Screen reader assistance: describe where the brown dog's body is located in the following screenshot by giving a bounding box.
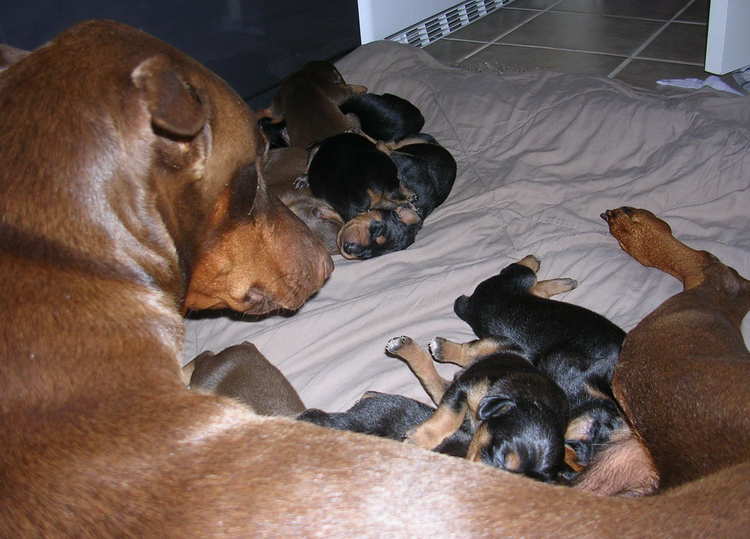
[1,20,749,536]
[602,207,750,489]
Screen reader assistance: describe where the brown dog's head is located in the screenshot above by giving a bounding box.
[0,20,331,315]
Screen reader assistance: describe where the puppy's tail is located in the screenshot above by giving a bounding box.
[573,423,659,497]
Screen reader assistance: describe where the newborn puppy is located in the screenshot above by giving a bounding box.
[388,138,456,220]
[268,60,366,149]
[336,206,422,260]
[339,92,425,142]
[298,391,472,457]
[446,255,626,468]
[263,146,343,254]
[307,132,412,221]
[386,336,571,482]
[186,342,305,417]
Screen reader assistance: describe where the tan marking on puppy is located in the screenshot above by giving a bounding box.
[565,412,594,443]
[466,422,492,462]
[386,336,449,404]
[337,213,378,258]
[503,450,523,472]
[516,255,541,273]
[565,445,584,472]
[584,383,611,401]
[407,402,468,450]
[530,278,578,298]
[430,337,503,367]
[467,378,491,419]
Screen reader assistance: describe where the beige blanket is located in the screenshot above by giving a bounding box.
[184,41,750,413]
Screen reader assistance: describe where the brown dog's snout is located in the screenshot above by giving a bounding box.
[185,175,333,314]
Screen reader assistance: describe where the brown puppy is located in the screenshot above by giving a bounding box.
[186,342,305,417]
[269,61,367,149]
[263,146,344,254]
[2,21,749,535]
[602,207,750,489]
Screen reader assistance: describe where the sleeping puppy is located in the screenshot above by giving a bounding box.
[263,146,344,254]
[387,137,457,220]
[441,255,627,469]
[307,132,414,221]
[386,336,571,482]
[266,61,366,149]
[336,207,422,260]
[298,391,472,457]
[335,135,456,259]
[185,342,305,417]
[339,92,425,142]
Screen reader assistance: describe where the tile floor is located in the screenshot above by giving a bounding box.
[424,0,743,92]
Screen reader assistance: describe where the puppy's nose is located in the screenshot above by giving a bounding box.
[342,242,363,256]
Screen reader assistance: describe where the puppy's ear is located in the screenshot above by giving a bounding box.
[395,206,421,226]
[132,54,207,138]
[477,396,515,421]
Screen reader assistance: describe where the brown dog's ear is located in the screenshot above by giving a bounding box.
[131,54,207,138]
[0,44,30,71]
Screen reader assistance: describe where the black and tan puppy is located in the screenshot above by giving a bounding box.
[333,134,456,260]
[386,336,571,482]
[263,146,344,254]
[298,391,473,457]
[307,132,414,221]
[387,137,456,220]
[339,92,425,142]
[185,342,305,417]
[441,255,626,468]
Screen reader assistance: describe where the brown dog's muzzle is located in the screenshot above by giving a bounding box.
[184,165,333,314]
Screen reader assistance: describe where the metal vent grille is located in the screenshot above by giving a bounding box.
[388,0,511,48]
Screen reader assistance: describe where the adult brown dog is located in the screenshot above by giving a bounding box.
[1,21,748,536]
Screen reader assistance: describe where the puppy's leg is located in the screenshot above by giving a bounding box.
[386,336,449,405]
[429,337,505,368]
[516,254,540,273]
[406,387,469,450]
[601,207,714,289]
[530,278,578,298]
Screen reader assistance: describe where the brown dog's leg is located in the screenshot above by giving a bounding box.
[601,207,715,289]
[602,206,750,488]
[429,337,504,368]
[386,336,449,405]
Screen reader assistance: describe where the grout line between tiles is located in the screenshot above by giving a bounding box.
[456,0,567,63]
[448,40,630,59]
[607,0,698,79]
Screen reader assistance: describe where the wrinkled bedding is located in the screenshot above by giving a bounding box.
[184,41,750,413]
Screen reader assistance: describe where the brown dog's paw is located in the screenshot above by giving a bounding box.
[600,207,673,266]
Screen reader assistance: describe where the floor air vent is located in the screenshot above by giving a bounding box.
[387,0,511,48]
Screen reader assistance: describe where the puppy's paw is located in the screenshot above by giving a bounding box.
[385,335,413,355]
[428,337,447,361]
[517,254,540,273]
